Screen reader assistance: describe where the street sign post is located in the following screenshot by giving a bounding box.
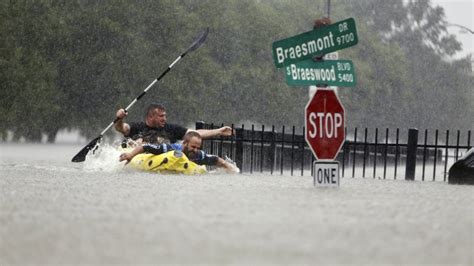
[285,59,356,87]
[272,18,358,68]
[305,88,345,161]
[324,52,340,92]
[323,52,338,60]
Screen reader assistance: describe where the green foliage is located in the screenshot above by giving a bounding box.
[1,0,472,142]
[344,0,473,130]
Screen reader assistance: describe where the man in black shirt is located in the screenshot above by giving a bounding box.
[115,103,233,143]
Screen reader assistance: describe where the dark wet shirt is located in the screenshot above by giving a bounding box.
[127,122,188,144]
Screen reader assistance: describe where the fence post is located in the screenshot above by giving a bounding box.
[235,128,244,173]
[405,128,418,181]
[195,121,205,130]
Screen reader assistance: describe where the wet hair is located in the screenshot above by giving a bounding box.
[145,103,166,118]
[183,131,202,144]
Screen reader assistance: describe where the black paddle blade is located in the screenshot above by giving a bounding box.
[187,27,209,52]
[71,135,102,162]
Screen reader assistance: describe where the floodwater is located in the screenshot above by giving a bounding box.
[1,143,473,265]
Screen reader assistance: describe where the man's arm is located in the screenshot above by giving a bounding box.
[119,143,173,163]
[194,150,240,173]
[188,126,234,139]
[215,157,240,173]
[115,108,131,136]
[119,145,144,163]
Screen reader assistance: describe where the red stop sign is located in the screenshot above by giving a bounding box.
[305,89,345,160]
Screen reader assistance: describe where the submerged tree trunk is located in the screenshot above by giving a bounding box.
[47,128,59,143]
[24,130,42,142]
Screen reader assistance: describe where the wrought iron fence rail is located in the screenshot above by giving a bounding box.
[196,122,472,182]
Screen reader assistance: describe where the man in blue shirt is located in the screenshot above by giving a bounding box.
[119,131,239,173]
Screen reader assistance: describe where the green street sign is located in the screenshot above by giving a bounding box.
[285,59,356,87]
[272,18,358,68]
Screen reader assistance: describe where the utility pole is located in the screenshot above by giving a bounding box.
[326,0,331,18]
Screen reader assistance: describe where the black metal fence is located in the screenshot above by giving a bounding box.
[196,122,472,182]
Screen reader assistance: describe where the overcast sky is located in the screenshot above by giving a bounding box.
[430,0,473,59]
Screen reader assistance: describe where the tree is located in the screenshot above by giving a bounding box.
[0,2,63,141]
[1,0,471,142]
[343,0,473,130]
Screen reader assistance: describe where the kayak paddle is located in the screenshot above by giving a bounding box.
[71,28,209,162]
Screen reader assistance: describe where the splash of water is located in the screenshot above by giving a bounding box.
[83,143,125,172]
[211,155,240,174]
[225,155,240,173]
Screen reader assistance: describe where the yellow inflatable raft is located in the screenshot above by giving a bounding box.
[125,149,207,175]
